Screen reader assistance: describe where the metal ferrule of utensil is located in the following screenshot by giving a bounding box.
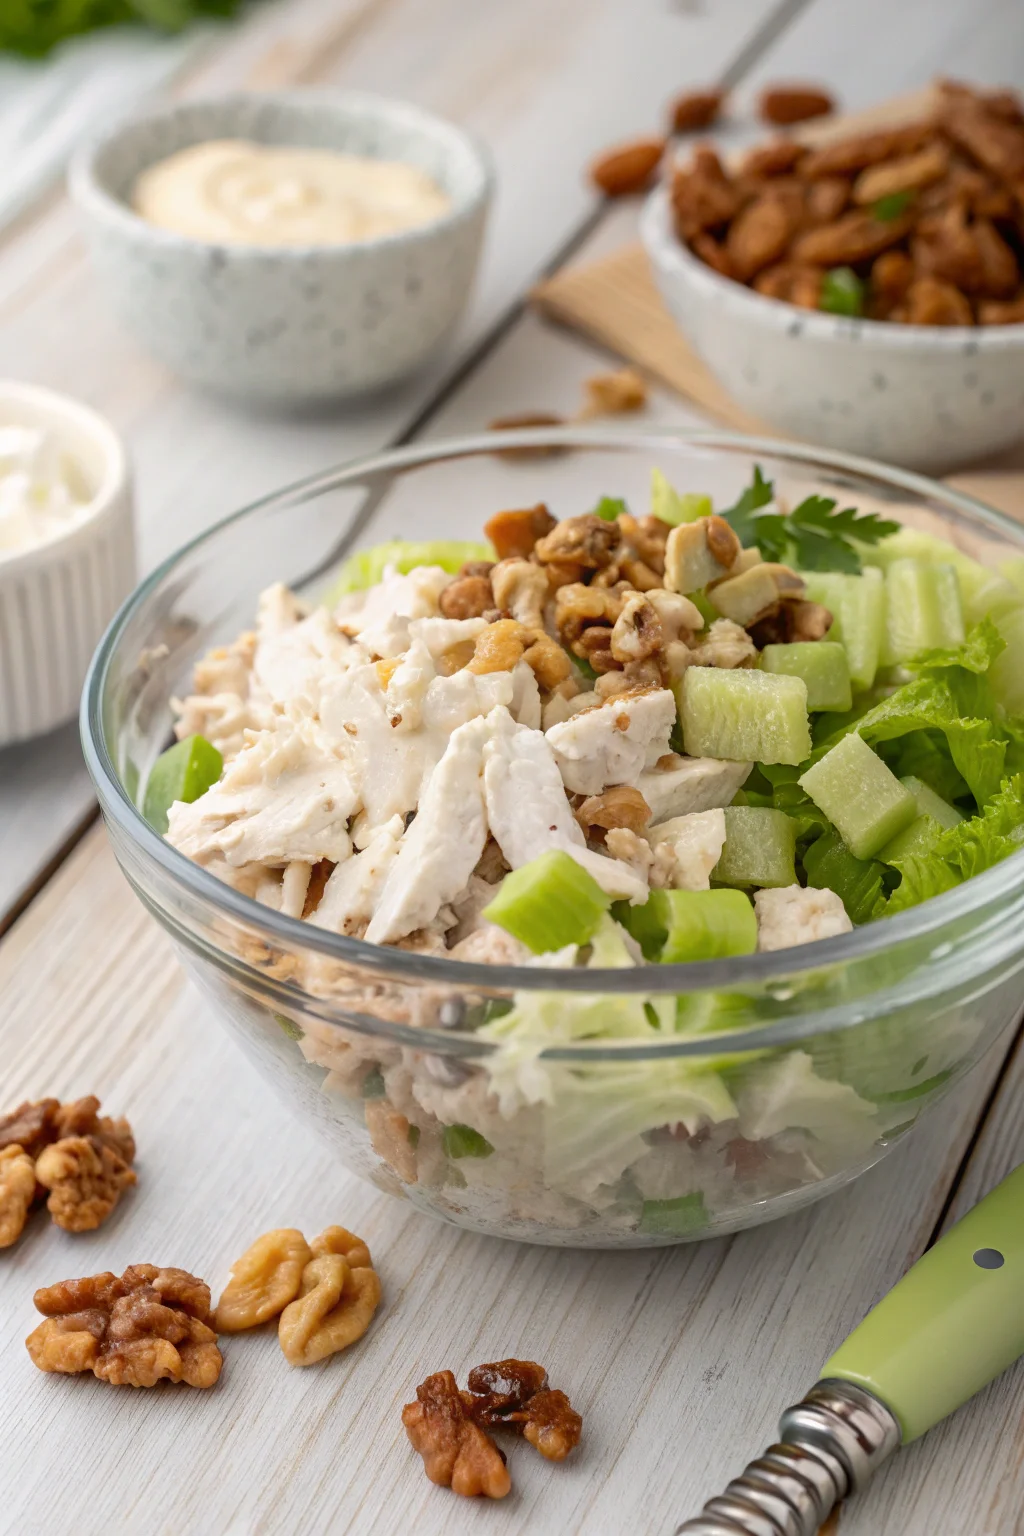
[675,1379,900,1536]
[676,1164,1024,1536]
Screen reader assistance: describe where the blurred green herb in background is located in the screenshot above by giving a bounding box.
[1,0,242,58]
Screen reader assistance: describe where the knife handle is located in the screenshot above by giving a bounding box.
[822,1162,1024,1442]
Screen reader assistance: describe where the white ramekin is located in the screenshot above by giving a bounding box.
[0,381,134,746]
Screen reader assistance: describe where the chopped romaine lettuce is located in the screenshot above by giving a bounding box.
[329,538,493,596]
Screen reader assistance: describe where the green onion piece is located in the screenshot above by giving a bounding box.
[639,1191,708,1235]
[872,190,913,222]
[443,1124,494,1159]
[273,1013,303,1042]
[593,495,628,521]
[142,734,223,835]
[329,538,493,597]
[621,888,757,963]
[361,1068,386,1099]
[820,266,865,317]
[407,1124,421,1149]
[482,850,611,953]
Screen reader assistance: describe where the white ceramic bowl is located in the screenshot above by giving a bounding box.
[641,186,1024,473]
[0,381,133,747]
[69,91,493,406]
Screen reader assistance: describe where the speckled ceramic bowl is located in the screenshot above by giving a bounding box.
[641,186,1024,473]
[69,92,493,406]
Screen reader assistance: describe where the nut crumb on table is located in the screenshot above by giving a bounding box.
[26,1265,222,1388]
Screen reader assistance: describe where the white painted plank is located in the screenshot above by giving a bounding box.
[0,0,789,924]
[0,822,1016,1536]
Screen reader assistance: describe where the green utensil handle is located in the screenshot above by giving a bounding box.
[823,1163,1024,1443]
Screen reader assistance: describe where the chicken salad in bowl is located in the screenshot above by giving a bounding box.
[83,430,1024,1245]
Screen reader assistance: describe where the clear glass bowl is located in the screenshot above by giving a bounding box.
[82,428,1024,1248]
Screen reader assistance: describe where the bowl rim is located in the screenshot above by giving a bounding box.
[641,184,1024,348]
[82,423,1024,1036]
[67,87,495,260]
[0,379,129,577]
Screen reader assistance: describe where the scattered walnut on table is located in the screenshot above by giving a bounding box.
[0,1093,136,1243]
[486,413,565,459]
[0,1098,60,1156]
[403,1370,512,1499]
[34,1134,137,1233]
[577,367,648,418]
[669,88,726,135]
[277,1236,382,1367]
[589,135,666,197]
[27,1265,222,1389]
[758,85,835,126]
[510,1388,583,1462]
[214,1228,313,1332]
[464,1358,550,1423]
[0,1146,37,1249]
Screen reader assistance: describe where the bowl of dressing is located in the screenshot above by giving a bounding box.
[69,92,494,406]
[0,380,133,746]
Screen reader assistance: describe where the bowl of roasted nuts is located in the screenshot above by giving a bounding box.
[641,79,1024,472]
[83,427,1024,1248]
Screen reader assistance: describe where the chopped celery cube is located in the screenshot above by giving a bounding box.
[899,775,963,830]
[625,888,757,963]
[760,642,852,712]
[802,568,885,691]
[680,668,811,766]
[482,850,610,953]
[799,733,916,859]
[803,829,885,925]
[651,468,709,526]
[143,734,223,835]
[879,814,945,865]
[869,528,1022,624]
[990,605,1024,714]
[330,538,493,597]
[593,496,627,521]
[639,1191,709,1235]
[880,558,965,665]
[443,1124,494,1159]
[715,806,797,888]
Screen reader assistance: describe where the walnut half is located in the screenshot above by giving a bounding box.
[403,1370,512,1499]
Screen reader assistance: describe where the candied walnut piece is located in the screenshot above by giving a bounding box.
[54,1096,136,1165]
[610,591,664,664]
[554,582,623,651]
[365,1096,418,1184]
[278,1248,382,1366]
[750,599,833,647]
[302,858,335,918]
[0,1098,59,1157]
[671,147,742,240]
[513,1389,583,1462]
[403,1370,511,1499]
[468,618,528,675]
[590,135,665,197]
[483,503,556,561]
[726,187,805,282]
[0,1145,37,1248]
[465,1359,550,1422]
[535,513,621,570]
[215,1228,313,1332]
[670,88,725,134]
[35,1134,137,1233]
[28,1266,222,1388]
[758,85,834,126]
[902,276,973,326]
[522,630,572,690]
[577,785,652,838]
[579,367,647,418]
[439,574,494,620]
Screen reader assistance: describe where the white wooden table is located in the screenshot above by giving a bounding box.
[1,3,1023,1533]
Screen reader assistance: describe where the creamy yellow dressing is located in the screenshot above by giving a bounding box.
[132,139,451,247]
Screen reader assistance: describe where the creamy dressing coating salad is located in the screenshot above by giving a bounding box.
[145,469,1024,1239]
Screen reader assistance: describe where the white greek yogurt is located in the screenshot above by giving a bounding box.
[0,424,91,559]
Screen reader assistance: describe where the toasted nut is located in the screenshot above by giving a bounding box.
[670,88,725,134]
[522,631,572,690]
[620,512,670,572]
[575,626,619,673]
[513,1388,583,1461]
[853,143,949,205]
[978,293,1024,323]
[554,583,623,647]
[754,262,824,309]
[579,367,648,418]
[0,1098,59,1156]
[0,1145,37,1248]
[750,598,833,646]
[726,188,805,281]
[577,785,652,837]
[972,219,1020,299]
[800,122,934,180]
[278,1251,381,1366]
[901,276,973,325]
[35,1135,137,1233]
[535,513,621,569]
[759,85,834,126]
[465,1359,549,1421]
[670,147,742,240]
[28,1265,221,1389]
[468,618,528,674]
[610,591,663,663]
[664,516,740,594]
[590,135,665,196]
[619,555,663,591]
[365,1096,418,1184]
[490,558,548,628]
[742,139,805,178]
[483,504,556,561]
[309,1225,373,1269]
[403,1370,511,1498]
[792,208,914,266]
[487,415,564,459]
[689,617,759,668]
[805,176,850,225]
[215,1228,313,1332]
[691,231,735,277]
[439,575,494,620]
[871,249,916,302]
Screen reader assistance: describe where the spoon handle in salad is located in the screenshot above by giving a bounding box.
[675,1162,1024,1535]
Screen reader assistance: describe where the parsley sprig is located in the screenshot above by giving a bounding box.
[719,467,901,574]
